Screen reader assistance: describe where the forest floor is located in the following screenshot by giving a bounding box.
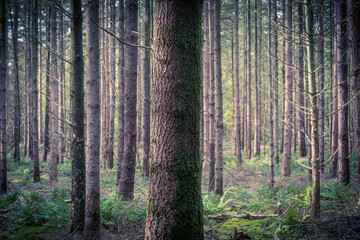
[1,141,360,239]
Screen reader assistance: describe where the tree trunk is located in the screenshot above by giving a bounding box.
[242,3,246,152]
[43,3,51,163]
[12,0,20,163]
[336,0,350,185]
[215,0,223,196]
[119,0,138,201]
[305,0,320,219]
[268,0,274,189]
[281,0,293,177]
[144,1,204,238]
[142,0,151,178]
[246,0,252,160]
[280,0,286,155]
[254,0,260,156]
[298,2,306,158]
[234,0,242,169]
[31,0,40,182]
[49,1,59,184]
[273,0,279,165]
[347,0,360,199]
[0,0,7,194]
[117,0,125,187]
[84,0,100,237]
[59,3,65,165]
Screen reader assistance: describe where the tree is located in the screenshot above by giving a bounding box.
[336,0,350,185]
[281,0,293,177]
[84,0,100,237]
[142,0,151,178]
[246,0,252,159]
[70,0,85,232]
[49,1,59,184]
[12,0,20,163]
[215,0,223,196]
[0,0,7,195]
[31,0,40,182]
[348,0,360,199]
[144,0,204,238]
[254,0,260,156]
[273,0,280,164]
[234,0,242,169]
[305,0,320,219]
[119,0,138,201]
[268,0,274,189]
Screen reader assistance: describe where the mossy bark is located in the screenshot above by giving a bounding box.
[145,1,204,239]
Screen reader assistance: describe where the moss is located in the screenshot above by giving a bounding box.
[2,226,60,240]
[216,218,273,239]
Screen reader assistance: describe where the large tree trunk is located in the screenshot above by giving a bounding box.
[281,0,293,177]
[348,0,360,199]
[144,1,204,238]
[70,0,85,232]
[305,0,320,219]
[119,0,138,201]
[84,0,100,237]
[215,0,223,196]
[12,0,20,163]
[49,1,59,184]
[298,2,306,158]
[142,0,151,178]
[43,3,51,163]
[0,0,7,194]
[117,0,125,187]
[336,0,350,185]
[268,0,274,189]
[107,0,116,170]
[254,0,260,156]
[234,0,242,169]
[273,0,279,165]
[31,0,40,182]
[246,0,252,159]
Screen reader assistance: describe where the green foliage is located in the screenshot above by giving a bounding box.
[202,189,234,215]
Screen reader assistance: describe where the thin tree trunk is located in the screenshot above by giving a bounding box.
[119,0,138,201]
[280,0,286,154]
[60,1,65,164]
[281,0,293,177]
[144,1,204,238]
[84,0,100,237]
[336,0,350,185]
[246,0,252,159]
[70,0,85,231]
[273,0,279,164]
[254,0,260,156]
[348,0,360,200]
[268,0,274,189]
[242,3,246,152]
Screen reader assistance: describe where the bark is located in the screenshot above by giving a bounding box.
[234,0,242,169]
[119,0,138,201]
[209,0,216,192]
[43,3,51,163]
[31,0,40,182]
[107,0,116,169]
[273,0,279,164]
[242,4,246,152]
[214,0,223,196]
[84,0,100,237]
[246,0,252,159]
[305,0,320,219]
[12,0,20,163]
[117,0,125,187]
[142,0,151,178]
[318,1,325,173]
[347,0,360,199]
[280,0,286,154]
[49,1,58,184]
[281,0,293,177]
[298,2,306,158]
[336,0,350,185]
[268,0,274,189]
[70,0,85,231]
[144,1,204,238]
[254,0,260,156]
[60,4,65,165]
[0,0,7,194]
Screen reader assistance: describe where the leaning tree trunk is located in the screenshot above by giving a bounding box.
[119,0,138,201]
[305,0,320,219]
[84,0,100,238]
[281,0,293,177]
[0,0,7,194]
[144,1,204,238]
[70,0,85,232]
[49,1,59,184]
[336,0,350,185]
[347,0,360,199]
